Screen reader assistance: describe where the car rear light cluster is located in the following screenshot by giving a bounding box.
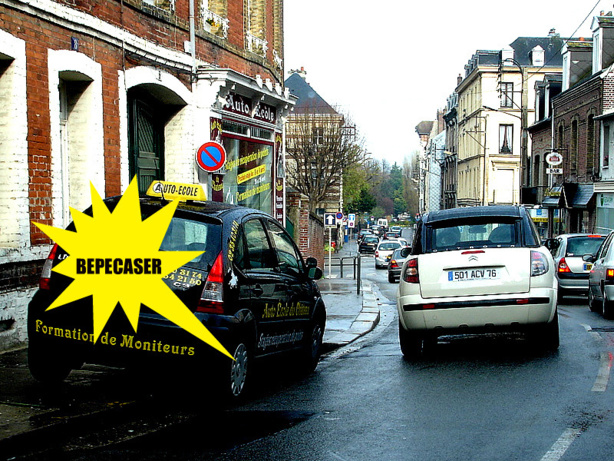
[375,250,379,258]
[402,258,419,283]
[197,252,224,314]
[40,244,58,290]
[606,268,614,283]
[557,257,571,274]
[389,259,399,269]
[531,250,549,277]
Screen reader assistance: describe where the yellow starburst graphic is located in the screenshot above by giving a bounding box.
[33,178,233,360]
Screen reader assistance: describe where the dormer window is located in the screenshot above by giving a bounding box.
[531,45,545,67]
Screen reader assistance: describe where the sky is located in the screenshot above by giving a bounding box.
[283,0,610,167]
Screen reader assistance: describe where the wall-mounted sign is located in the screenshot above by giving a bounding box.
[196,141,226,172]
[546,152,563,166]
[222,92,277,124]
[546,167,563,175]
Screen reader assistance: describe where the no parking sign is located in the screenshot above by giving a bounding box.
[196,141,226,172]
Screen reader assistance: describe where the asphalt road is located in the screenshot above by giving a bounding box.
[51,256,614,461]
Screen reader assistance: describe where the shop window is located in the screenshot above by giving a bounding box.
[500,82,513,108]
[499,124,513,153]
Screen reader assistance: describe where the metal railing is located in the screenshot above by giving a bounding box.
[325,255,361,294]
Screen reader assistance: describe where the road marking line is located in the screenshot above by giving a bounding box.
[592,351,613,392]
[540,428,582,461]
[580,323,603,343]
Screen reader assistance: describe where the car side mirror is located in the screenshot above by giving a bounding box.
[544,238,559,252]
[308,266,323,280]
[306,257,318,268]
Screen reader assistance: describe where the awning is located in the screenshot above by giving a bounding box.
[542,186,562,207]
[571,184,595,208]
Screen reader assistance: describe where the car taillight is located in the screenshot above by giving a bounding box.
[606,268,614,282]
[39,244,58,290]
[375,250,379,257]
[402,258,419,283]
[557,257,571,273]
[197,252,224,314]
[390,259,399,269]
[531,250,549,277]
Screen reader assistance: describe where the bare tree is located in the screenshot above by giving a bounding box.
[286,108,367,212]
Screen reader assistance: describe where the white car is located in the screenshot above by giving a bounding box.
[375,240,404,269]
[397,206,559,358]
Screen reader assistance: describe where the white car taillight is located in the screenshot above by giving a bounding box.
[197,252,224,314]
[531,250,549,277]
[402,258,419,283]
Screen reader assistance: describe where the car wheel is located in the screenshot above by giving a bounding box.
[589,287,600,313]
[28,340,73,384]
[603,290,614,320]
[299,321,324,373]
[399,321,422,359]
[528,311,559,351]
[224,341,251,400]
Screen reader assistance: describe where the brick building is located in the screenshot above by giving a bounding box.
[0,0,295,350]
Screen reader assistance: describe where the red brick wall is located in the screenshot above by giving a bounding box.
[287,191,325,269]
[0,0,284,246]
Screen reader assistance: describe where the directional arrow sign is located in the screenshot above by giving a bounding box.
[324,212,336,227]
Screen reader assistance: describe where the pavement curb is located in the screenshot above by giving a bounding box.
[322,280,380,350]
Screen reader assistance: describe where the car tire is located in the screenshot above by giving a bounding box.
[589,288,600,313]
[528,311,559,351]
[399,321,422,359]
[603,290,614,320]
[28,340,74,384]
[299,320,324,373]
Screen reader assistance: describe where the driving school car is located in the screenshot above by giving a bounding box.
[28,181,326,400]
[397,205,559,358]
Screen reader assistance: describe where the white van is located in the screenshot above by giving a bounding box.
[377,218,388,229]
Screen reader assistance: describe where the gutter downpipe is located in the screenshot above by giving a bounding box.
[189,0,197,76]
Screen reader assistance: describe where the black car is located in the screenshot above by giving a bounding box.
[359,235,379,254]
[28,183,326,400]
[387,247,411,283]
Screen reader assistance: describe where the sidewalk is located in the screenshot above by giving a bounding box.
[318,237,380,351]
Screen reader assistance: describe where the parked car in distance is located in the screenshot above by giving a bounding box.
[549,233,606,300]
[358,229,373,243]
[375,240,404,269]
[27,182,326,400]
[388,247,411,283]
[359,235,380,254]
[397,205,559,358]
[587,230,614,318]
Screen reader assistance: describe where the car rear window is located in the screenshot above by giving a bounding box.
[365,237,379,243]
[159,217,221,269]
[565,236,605,256]
[379,242,401,251]
[426,220,521,252]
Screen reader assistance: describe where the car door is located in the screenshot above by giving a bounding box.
[264,219,315,349]
[590,232,614,301]
[240,217,292,356]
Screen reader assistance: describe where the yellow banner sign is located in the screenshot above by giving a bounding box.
[237,165,266,184]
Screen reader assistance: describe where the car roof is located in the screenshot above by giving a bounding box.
[423,205,524,224]
[103,195,266,221]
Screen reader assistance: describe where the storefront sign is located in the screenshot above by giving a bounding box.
[222,92,276,124]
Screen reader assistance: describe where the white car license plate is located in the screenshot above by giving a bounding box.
[448,268,499,282]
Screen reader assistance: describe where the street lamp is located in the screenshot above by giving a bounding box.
[500,58,529,203]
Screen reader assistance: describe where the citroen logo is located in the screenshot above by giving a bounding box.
[468,255,479,262]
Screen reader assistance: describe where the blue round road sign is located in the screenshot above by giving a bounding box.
[196,141,226,172]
